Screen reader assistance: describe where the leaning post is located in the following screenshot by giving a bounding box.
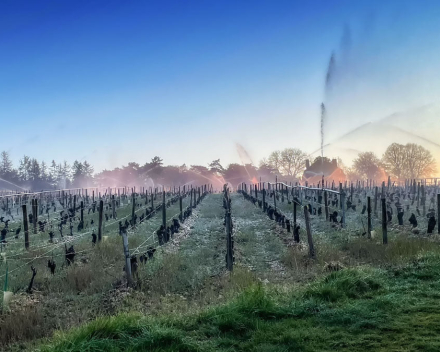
[303,206,315,258]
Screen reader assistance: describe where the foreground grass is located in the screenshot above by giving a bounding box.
[37,253,440,352]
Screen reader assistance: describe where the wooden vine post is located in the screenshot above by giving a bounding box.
[303,206,315,258]
[131,192,136,223]
[120,226,133,287]
[224,186,233,272]
[22,204,29,250]
[98,200,104,242]
[32,199,37,234]
[381,198,388,244]
[112,196,116,218]
[374,186,378,216]
[340,188,346,228]
[417,182,420,208]
[262,187,266,211]
[162,191,166,229]
[367,196,372,239]
[179,188,183,220]
[293,201,299,242]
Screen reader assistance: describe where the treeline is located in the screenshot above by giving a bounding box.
[260,143,437,182]
[0,142,436,191]
[95,158,276,189]
[0,152,93,190]
[347,143,437,181]
[0,153,275,191]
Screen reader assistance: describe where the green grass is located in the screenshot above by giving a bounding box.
[36,252,440,352]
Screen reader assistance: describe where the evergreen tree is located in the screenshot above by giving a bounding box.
[72,160,84,186]
[49,160,58,187]
[18,155,31,181]
[29,158,41,181]
[0,151,14,180]
[40,161,48,182]
[82,161,94,186]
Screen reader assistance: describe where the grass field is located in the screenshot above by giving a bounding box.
[37,253,440,351]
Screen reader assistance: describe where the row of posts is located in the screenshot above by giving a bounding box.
[243,180,440,248]
[121,184,211,286]
[16,184,211,251]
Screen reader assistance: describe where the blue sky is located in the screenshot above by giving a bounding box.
[1,0,440,171]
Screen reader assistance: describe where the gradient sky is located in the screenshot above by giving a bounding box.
[2,0,440,172]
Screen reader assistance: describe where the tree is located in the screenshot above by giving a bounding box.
[18,155,31,181]
[143,157,163,180]
[280,148,308,178]
[381,143,406,180]
[267,151,282,174]
[382,143,436,179]
[190,165,210,175]
[0,151,14,180]
[49,160,58,187]
[345,167,363,182]
[28,159,41,181]
[307,156,334,174]
[258,159,276,180]
[83,161,94,186]
[352,152,381,180]
[62,161,71,181]
[209,159,225,175]
[223,163,254,184]
[72,160,84,186]
[150,156,163,167]
[403,143,436,179]
[57,161,72,188]
[40,161,48,182]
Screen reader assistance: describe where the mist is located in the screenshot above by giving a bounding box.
[320,4,440,167]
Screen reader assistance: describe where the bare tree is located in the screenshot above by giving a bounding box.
[264,148,308,177]
[382,143,436,179]
[382,143,406,179]
[403,143,436,179]
[353,152,381,180]
[267,151,282,174]
[280,148,308,178]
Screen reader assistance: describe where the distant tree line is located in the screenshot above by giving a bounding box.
[0,142,436,191]
[0,151,93,190]
[347,143,437,182]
